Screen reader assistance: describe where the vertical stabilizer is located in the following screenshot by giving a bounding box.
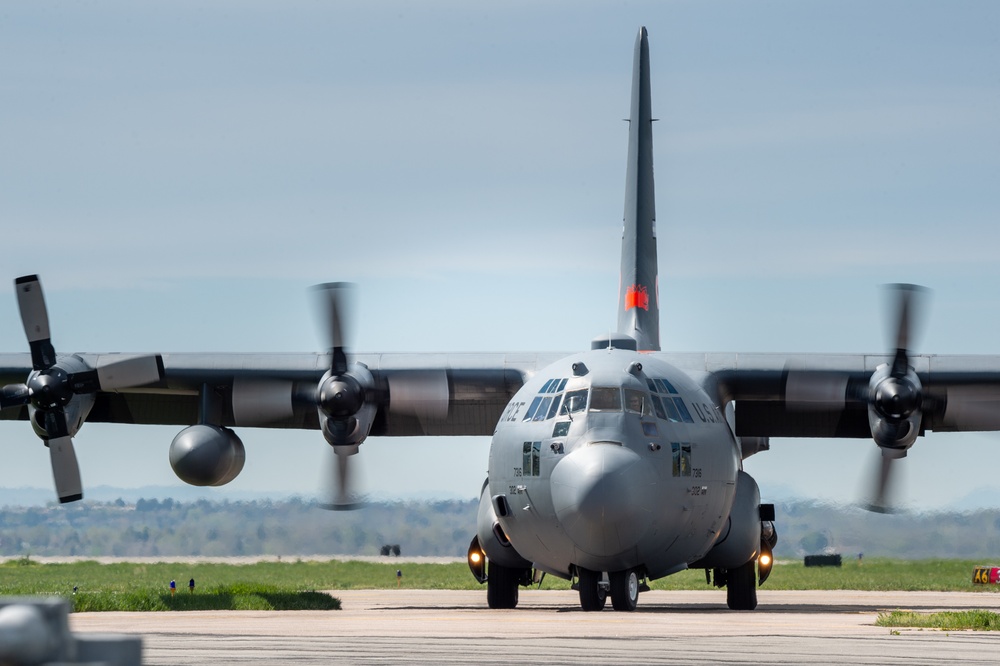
[617,26,660,352]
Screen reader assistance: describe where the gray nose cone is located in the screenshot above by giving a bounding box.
[550,444,657,557]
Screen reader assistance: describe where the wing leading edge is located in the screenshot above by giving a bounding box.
[2,352,559,437]
[650,352,1000,438]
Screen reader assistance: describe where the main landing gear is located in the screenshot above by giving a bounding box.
[574,567,645,612]
[486,561,533,609]
[718,560,758,611]
[726,559,757,610]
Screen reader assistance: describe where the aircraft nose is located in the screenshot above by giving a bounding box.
[550,443,657,558]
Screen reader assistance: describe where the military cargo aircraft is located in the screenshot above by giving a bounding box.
[3,27,1000,612]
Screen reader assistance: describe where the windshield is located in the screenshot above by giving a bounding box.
[560,388,588,415]
[589,387,622,412]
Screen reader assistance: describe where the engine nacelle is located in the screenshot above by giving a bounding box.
[739,436,769,460]
[476,480,531,570]
[690,470,762,569]
[169,425,246,486]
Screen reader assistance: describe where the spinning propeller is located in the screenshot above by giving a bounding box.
[311,283,374,510]
[1,276,163,503]
[862,284,928,513]
[784,284,929,513]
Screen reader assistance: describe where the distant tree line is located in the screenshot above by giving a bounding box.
[0,498,476,558]
[1,497,999,559]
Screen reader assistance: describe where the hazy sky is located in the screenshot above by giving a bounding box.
[2,2,999,510]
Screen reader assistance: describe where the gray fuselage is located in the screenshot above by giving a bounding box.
[488,348,740,580]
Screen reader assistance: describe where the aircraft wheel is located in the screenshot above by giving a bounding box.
[610,568,639,611]
[487,561,519,609]
[726,559,758,610]
[577,567,606,611]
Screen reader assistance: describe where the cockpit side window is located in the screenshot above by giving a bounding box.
[656,378,679,394]
[546,394,563,419]
[589,387,622,412]
[660,395,682,422]
[650,394,667,420]
[561,388,589,415]
[623,389,648,415]
[532,397,553,421]
[522,396,543,422]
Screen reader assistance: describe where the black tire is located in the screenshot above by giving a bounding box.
[610,569,639,612]
[726,559,758,610]
[487,561,520,609]
[578,567,606,611]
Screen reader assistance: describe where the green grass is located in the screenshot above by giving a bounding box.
[70,584,340,612]
[0,559,345,612]
[877,610,1000,631]
[634,558,1000,592]
[1,557,998,611]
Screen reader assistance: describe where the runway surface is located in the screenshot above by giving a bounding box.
[70,589,1000,665]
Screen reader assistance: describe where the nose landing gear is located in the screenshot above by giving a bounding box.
[610,568,640,611]
[574,566,647,611]
[575,568,607,611]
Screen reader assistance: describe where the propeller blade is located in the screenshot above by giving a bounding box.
[15,275,56,371]
[48,435,83,503]
[886,283,928,377]
[313,282,355,375]
[864,452,899,514]
[96,354,164,390]
[68,354,165,393]
[0,384,31,410]
[321,447,364,511]
[889,284,917,351]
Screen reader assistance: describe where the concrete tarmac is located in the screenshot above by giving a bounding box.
[70,589,1000,665]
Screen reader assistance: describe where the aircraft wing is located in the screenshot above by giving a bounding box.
[0,352,563,437]
[654,352,1000,438]
[7,350,1000,440]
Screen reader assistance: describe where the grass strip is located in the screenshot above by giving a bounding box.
[70,584,340,612]
[876,610,1000,631]
[2,557,999,612]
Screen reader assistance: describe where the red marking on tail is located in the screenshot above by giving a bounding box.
[624,284,649,311]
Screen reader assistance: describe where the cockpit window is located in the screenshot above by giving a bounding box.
[532,396,553,421]
[672,397,694,423]
[660,395,682,422]
[522,396,544,422]
[650,394,667,420]
[623,389,649,415]
[546,394,563,419]
[560,388,588,415]
[589,387,622,412]
[656,378,679,395]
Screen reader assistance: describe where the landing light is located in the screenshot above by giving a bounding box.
[467,535,488,584]
[758,544,774,586]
